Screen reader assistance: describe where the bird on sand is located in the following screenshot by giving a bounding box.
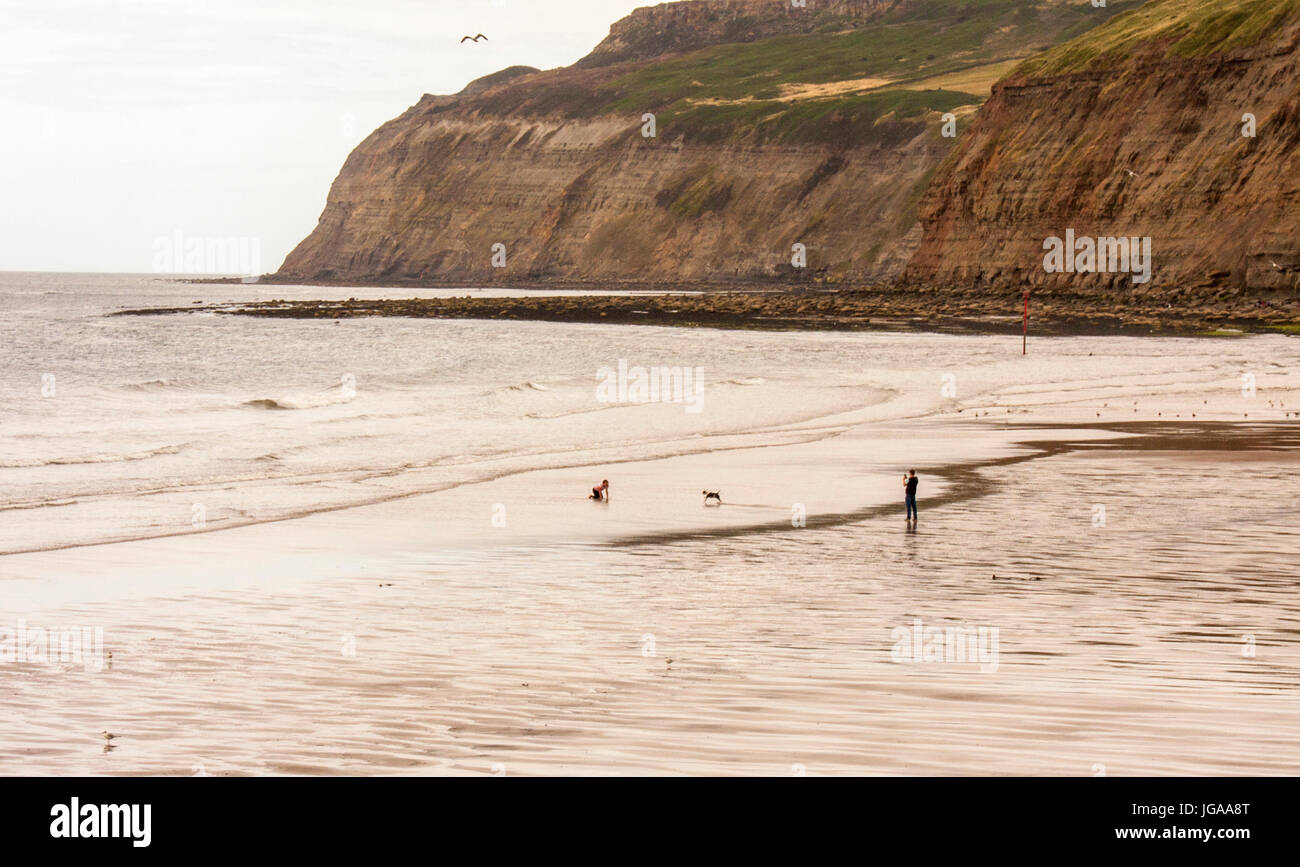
[460,34,488,42]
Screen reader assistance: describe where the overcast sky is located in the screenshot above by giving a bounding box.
[0,0,648,273]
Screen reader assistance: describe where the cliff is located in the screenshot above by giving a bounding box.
[576,0,896,68]
[904,0,1300,293]
[277,0,1138,286]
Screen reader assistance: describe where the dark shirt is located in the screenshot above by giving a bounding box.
[905,476,919,497]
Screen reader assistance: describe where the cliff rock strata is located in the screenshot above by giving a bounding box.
[905,0,1300,292]
[276,0,1143,287]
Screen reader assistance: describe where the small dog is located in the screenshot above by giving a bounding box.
[702,490,722,505]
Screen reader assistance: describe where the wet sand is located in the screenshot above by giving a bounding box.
[3,419,1298,776]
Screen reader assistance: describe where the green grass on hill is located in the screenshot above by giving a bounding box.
[657,89,982,146]
[469,0,1142,144]
[1016,0,1300,77]
[590,0,1141,145]
[597,0,1143,114]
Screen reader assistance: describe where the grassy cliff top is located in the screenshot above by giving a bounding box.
[458,0,1140,145]
[1015,0,1300,78]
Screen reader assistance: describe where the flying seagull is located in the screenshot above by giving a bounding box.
[1124,169,1137,177]
[460,34,488,43]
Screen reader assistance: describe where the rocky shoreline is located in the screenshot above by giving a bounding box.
[120,286,1300,336]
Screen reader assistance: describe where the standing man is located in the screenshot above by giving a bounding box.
[904,470,919,521]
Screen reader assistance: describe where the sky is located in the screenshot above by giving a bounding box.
[0,0,649,273]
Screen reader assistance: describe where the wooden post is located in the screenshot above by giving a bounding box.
[1022,289,1029,355]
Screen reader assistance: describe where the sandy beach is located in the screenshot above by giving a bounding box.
[3,278,1298,776]
[3,420,1298,776]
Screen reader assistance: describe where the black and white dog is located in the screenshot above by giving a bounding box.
[702,490,722,506]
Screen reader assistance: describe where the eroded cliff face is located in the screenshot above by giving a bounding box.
[905,1,1300,293]
[279,107,944,284]
[277,0,951,285]
[276,0,1138,286]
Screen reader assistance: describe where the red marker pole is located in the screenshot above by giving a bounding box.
[1022,289,1029,355]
